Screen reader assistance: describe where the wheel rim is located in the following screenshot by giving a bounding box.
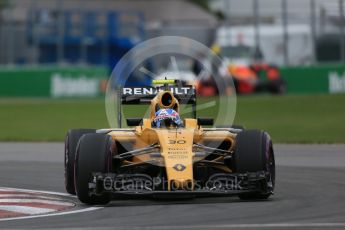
[267,144,275,192]
[64,135,69,187]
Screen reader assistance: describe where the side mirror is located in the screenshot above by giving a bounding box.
[197,118,214,126]
[126,118,143,126]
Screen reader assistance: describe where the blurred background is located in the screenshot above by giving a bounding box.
[0,0,344,142]
[1,0,345,95]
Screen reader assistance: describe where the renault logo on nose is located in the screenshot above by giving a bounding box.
[173,164,186,171]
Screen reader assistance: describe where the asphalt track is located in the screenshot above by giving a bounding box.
[0,143,345,229]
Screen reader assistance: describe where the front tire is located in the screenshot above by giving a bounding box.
[64,129,95,195]
[234,130,275,200]
[75,133,114,205]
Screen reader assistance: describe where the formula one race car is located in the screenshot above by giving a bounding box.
[64,79,275,204]
[229,63,286,95]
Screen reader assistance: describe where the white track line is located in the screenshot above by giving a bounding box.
[0,187,74,197]
[0,194,62,200]
[22,223,345,230]
[0,207,101,222]
[0,199,74,206]
[149,223,345,229]
[0,205,56,215]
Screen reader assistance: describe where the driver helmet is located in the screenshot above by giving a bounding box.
[153,109,183,128]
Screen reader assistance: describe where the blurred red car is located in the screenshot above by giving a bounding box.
[230,63,286,94]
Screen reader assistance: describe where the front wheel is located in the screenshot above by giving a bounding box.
[233,130,275,200]
[75,133,114,204]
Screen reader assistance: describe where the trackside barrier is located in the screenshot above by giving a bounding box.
[280,64,345,94]
[0,66,108,98]
[0,64,345,97]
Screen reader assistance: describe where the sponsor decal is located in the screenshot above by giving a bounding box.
[51,73,100,97]
[329,72,345,93]
[173,164,186,172]
[122,87,193,96]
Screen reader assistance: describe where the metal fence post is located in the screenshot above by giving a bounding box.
[57,0,64,65]
[30,0,39,65]
[253,0,261,59]
[225,0,231,42]
[7,6,14,66]
[102,0,108,66]
[310,0,317,64]
[281,0,289,66]
[253,0,260,56]
[103,21,109,66]
[81,10,87,65]
[339,0,345,62]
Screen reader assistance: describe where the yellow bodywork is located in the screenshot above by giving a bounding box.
[108,91,236,190]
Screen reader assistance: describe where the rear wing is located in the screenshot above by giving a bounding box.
[117,85,197,127]
[120,86,196,104]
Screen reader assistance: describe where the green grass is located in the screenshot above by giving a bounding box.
[234,94,345,143]
[0,94,344,143]
[0,99,108,141]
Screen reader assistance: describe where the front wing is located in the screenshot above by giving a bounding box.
[88,171,272,198]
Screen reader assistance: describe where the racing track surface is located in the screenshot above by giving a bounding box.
[0,143,345,229]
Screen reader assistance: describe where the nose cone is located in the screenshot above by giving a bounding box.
[155,129,195,191]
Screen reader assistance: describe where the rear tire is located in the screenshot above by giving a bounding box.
[234,130,275,200]
[75,133,114,205]
[268,79,286,95]
[64,129,95,195]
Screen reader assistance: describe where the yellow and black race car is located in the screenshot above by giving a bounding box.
[64,79,275,204]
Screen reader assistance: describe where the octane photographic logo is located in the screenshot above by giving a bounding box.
[105,36,237,167]
[101,174,244,192]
